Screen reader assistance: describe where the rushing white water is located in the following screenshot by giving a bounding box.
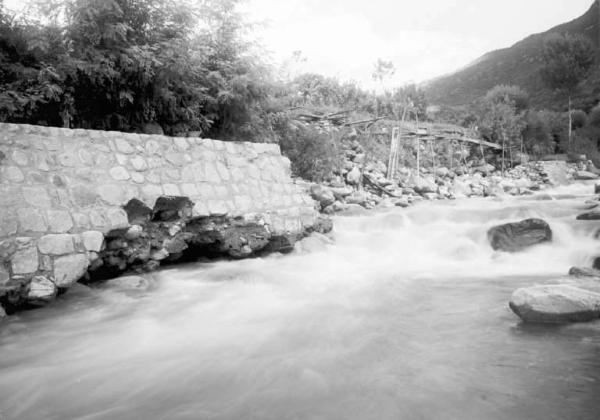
[3,184,600,420]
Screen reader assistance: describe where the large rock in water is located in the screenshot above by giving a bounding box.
[576,211,600,221]
[569,266,600,278]
[487,218,552,252]
[509,285,600,323]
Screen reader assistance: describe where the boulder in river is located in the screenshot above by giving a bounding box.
[575,171,599,181]
[413,176,437,194]
[568,266,600,278]
[487,218,552,252]
[509,285,600,323]
[346,166,361,185]
[294,233,333,254]
[0,304,6,320]
[576,211,600,221]
[310,185,335,208]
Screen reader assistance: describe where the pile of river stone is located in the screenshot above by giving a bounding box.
[309,139,558,214]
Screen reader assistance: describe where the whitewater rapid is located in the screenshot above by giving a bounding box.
[2,183,600,420]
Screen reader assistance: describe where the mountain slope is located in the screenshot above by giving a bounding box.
[424,1,600,110]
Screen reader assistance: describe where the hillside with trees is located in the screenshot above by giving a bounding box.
[424,0,600,111]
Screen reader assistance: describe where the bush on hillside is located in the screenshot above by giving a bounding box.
[569,128,600,166]
[522,111,554,157]
[589,105,600,128]
[484,85,530,112]
[571,109,588,129]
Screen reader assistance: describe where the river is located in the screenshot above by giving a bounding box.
[2,183,600,420]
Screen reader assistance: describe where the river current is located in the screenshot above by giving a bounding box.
[2,183,600,420]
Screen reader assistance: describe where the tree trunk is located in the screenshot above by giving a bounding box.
[568,95,572,148]
[502,133,506,176]
[520,135,523,156]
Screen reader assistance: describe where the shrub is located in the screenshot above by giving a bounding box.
[523,111,554,157]
[484,85,530,112]
[276,117,341,182]
[571,109,588,129]
[569,129,600,166]
[589,105,600,127]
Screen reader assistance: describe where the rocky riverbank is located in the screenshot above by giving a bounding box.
[307,138,588,214]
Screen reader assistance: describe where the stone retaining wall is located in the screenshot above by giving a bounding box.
[0,123,319,308]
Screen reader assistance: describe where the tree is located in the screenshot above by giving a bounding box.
[478,85,527,172]
[540,33,595,146]
[0,0,275,139]
[483,85,530,113]
[371,58,395,86]
[522,111,554,157]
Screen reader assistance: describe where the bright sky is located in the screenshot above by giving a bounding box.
[243,0,594,88]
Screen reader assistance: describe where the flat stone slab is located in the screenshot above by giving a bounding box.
[509,285,600,323]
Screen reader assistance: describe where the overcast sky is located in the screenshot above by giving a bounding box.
[243,0,594,88]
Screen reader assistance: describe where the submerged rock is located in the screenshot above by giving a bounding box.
[103,275,152,292]
[569,266,600,278]
[0,304,5,320]
[509,285,600,323]
[487,218,552,252]
[294,233,333,253]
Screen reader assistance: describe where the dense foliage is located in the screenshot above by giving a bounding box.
[0,0,273,138]
[540,33,595,94]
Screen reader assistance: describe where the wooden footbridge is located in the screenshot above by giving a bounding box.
[387,121,502,179]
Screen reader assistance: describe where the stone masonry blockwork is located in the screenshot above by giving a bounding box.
[0,123,319,302]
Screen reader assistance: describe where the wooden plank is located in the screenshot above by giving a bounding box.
[455,137,502,150]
